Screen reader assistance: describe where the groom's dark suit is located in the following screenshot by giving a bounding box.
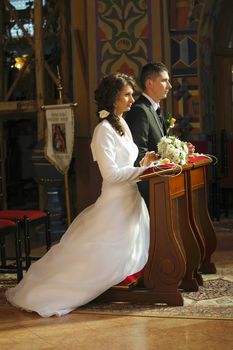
[125,95,167,206]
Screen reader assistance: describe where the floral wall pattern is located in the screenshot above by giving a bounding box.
[95,0,152,83]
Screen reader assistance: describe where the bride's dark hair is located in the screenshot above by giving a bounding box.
[94,73,136,136]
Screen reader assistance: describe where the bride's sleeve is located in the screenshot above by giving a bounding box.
[91,123,147,183]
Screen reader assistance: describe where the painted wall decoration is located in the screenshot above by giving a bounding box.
[172,76,200,139]
[170,0,223,138]
[96,0,152,82]
[169,0,199,139]
[171,33,197,77]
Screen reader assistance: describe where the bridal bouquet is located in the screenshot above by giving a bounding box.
[157,136,189,165]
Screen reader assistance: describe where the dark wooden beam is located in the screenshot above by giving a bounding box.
[0,100,37,114]
[59,0,71,102]
[34,0,45,140]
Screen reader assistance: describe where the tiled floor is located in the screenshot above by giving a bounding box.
[1,220,233,350]
[1,309,233,350]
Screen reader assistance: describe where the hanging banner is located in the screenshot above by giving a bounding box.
[44,104,75,174]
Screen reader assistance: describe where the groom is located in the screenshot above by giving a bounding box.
[125,62,172,207]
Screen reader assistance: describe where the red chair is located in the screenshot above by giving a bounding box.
[0,218,23,282]
[0,210,51,270]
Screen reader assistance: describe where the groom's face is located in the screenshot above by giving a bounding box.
[146,70,172,103]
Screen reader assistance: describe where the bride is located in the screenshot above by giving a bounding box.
[6,73,156,317]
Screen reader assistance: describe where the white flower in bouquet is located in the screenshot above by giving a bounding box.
[157,136,189,165]
[174,138,181,148]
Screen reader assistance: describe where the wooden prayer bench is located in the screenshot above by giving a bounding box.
[93,157,216,306]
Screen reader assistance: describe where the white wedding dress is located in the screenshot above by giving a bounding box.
[6,118,150,317]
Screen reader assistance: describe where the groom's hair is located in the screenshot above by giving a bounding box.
[140,62,168,89]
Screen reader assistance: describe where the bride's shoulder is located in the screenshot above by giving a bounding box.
[94,120,112,134]
[92,121,115,142]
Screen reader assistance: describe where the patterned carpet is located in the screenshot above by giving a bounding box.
[1,219,233,320]
[74,274,233,320]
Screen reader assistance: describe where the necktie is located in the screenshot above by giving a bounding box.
[156,107,166,135]
[156,107,163,125]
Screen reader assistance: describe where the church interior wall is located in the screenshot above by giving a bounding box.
[1,0,232,222]
[71,0,202,213]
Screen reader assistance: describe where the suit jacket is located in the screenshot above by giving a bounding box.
[125,95,166,166]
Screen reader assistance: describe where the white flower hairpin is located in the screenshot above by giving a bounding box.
[98,110,110,119]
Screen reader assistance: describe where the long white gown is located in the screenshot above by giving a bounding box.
[5,118,150,317]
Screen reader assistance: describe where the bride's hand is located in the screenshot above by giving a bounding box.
[140,151,159,166]
[187,142,195,155]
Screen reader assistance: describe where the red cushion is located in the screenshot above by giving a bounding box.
[188,155,208,163]
[116,269,144,288]
[0,210,47,221]
[142,163,176,176]
[0,219,17,230]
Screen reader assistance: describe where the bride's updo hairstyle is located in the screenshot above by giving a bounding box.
[94,73,136,136]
